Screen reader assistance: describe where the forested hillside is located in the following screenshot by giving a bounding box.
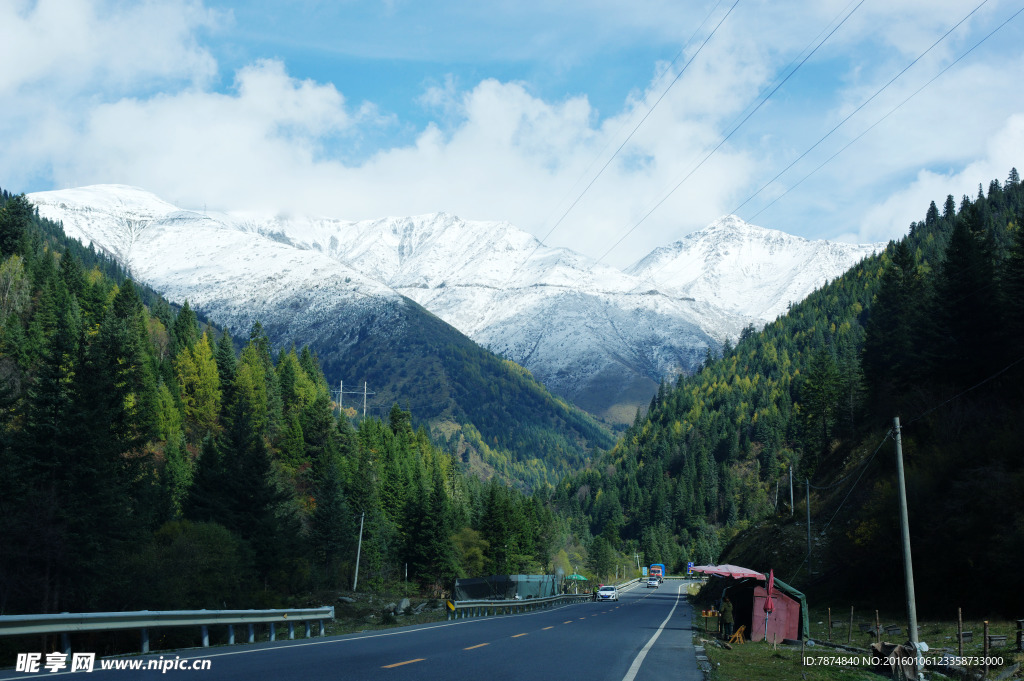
[552,170,1024,614]
[0,190,578,615]
[314,296,614,490]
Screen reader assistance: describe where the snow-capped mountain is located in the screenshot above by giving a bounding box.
[28,185,881,421]
[628,215,883,325]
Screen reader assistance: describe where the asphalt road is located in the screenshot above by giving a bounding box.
[1,582,703,681]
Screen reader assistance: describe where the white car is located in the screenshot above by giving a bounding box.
[597,585,618,601]
[647,578,659,588]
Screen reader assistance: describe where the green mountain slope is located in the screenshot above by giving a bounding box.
[550,171,1024,616]
[307,295,615,489]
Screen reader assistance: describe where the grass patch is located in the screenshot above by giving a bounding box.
[700,637,880,681]
[700,603,1024,681]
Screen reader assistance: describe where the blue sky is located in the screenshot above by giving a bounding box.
[3,0,1024,266]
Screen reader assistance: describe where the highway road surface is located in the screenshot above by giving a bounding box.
[1,582,703,681]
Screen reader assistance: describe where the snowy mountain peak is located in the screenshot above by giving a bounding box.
[27,184,882,422]
[627,214,883,323]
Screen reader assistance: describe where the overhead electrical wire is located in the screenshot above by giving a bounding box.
[730,0,990,218]
[632,1,1015,294]
[589,0,867,272]
[499,0,738,289]
[748,3,1024,223]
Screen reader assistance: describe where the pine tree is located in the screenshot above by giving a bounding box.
[943,195,956,222]
[309,455,354,588]
[863,240,924,413]
[924,205,1001,387]
[175,333,222,439]
[214,329,237,386]
[0,194,31,256]
[170,300,200,356]
[1001,218,1024,359]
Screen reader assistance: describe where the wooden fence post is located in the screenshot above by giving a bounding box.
[957,608,963,657]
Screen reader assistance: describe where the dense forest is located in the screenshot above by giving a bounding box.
[0,190,581,615]
[553,170,1024,615]
[4,168,1022,617]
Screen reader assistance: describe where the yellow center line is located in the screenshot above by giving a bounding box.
[511,633,528,638]
[464,643,489,650]
[564,620,573,624]
[578,617,586,620]
[542,626,554,630]
[382,658,424,668]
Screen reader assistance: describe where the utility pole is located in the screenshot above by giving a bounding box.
[353,512,365,592]
[806,478,812,574]
[789,467,794,517]
[894,417,921,673]
[335,380,374,417]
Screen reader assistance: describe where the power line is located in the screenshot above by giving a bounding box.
[589,0,867,272]
[788,428,891,584]
[789,350,1024,583]
[749,4,1024,223]
[817,431,891,534]
[500,0,739,288]
[730,0,990,217]
[903,354,1024,427]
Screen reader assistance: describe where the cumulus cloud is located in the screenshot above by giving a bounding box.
[2,0,1023,267]
[0,0,219,97]
[858,114,1024,243]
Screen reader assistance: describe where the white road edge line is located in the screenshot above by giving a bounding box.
[621,583,683,681]
[0,599,593,680]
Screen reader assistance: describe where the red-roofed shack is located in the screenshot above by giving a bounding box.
[691,565,809,641]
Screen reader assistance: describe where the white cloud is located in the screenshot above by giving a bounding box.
[858,114,1024,243]
[0,0,219,97]
[3,0,1023,268]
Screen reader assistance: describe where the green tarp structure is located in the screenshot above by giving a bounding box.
[770,577,810,642]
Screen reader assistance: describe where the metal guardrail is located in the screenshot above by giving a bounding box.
[0,607,335,654]
[447,594,593,620]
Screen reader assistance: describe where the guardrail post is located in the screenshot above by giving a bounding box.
[269,623,276,641]
[201,625,209,647]
[247,623,254,644]
[141,628,149,654]
[61,633,70,655]
[288,621,295,639]
[319,619,325,636]
[228,625,235,645]
[305,621,311,637]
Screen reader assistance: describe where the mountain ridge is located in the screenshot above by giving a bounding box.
[29,184,882,422]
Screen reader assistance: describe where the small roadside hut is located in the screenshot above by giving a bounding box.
[691,564,809,642]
